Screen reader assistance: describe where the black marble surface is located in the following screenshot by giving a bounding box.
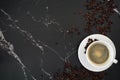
[0,0,120,80]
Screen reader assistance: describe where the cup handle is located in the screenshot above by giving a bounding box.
[113,59,118,64]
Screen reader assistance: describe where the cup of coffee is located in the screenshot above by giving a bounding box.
[86,41,118,69]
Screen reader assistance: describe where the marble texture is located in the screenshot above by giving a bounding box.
[0,0,120,80]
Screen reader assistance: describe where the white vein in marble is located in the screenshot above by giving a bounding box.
[0,30,36,80]
[0,9,76,80]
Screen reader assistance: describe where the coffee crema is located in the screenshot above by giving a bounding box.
[88,43,109,65]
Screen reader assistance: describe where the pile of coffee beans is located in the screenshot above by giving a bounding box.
[84,0,117,34]
[54,61,106,80]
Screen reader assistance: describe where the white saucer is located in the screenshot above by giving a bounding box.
[78,34,116,72]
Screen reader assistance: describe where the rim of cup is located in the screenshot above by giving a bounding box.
[86,41,117,69]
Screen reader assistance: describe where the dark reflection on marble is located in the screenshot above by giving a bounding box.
[0,0,120,80]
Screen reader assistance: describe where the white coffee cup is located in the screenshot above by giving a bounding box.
[86,41,118,70]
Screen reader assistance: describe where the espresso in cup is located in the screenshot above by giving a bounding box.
[87,43,109,65]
